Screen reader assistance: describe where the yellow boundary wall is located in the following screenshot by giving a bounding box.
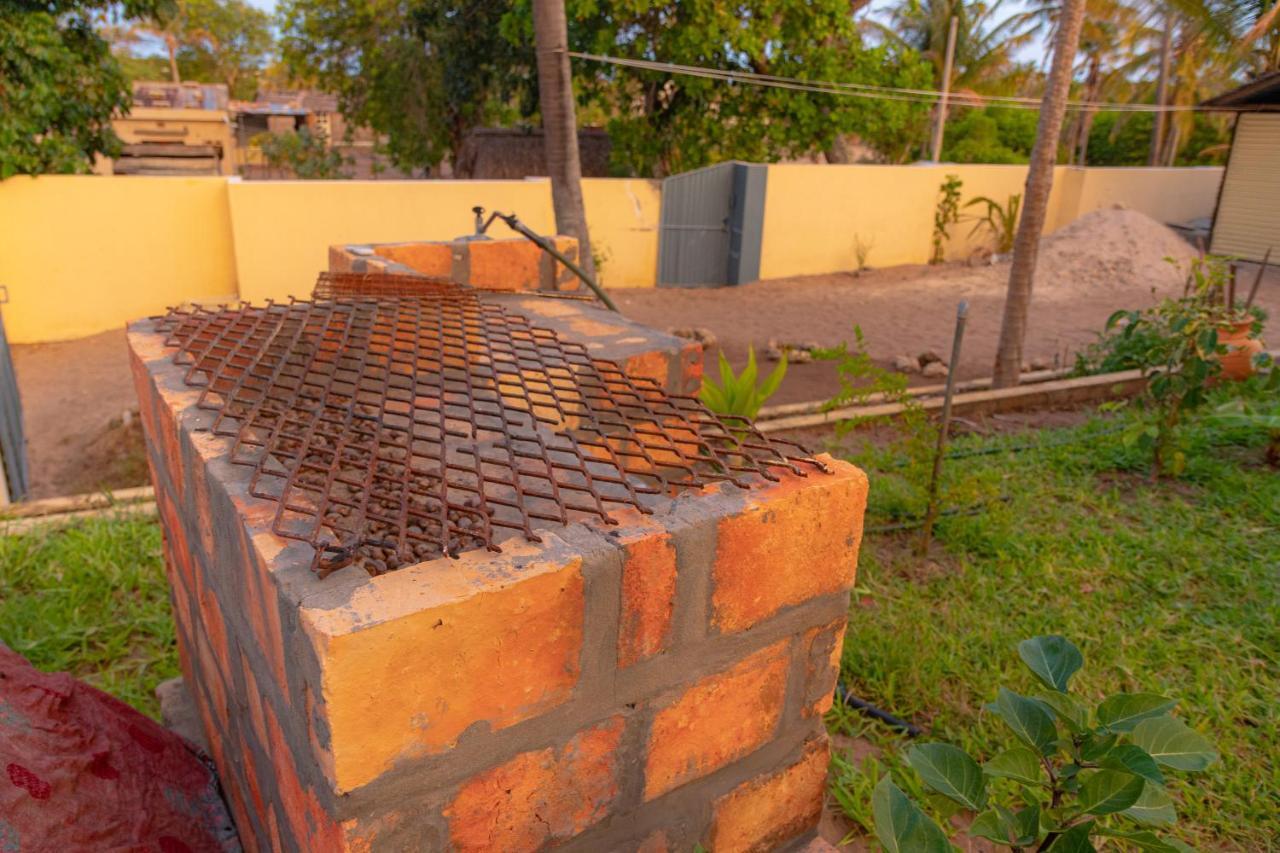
[757,164,1224,278]
[0,166,1219,344]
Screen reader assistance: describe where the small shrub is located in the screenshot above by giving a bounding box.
[854,234,874,274]
[965,193,1021,255]
[252,127,349,179]
[931,175,963,264]
[1079,257,1268,477]
[699,346,786,421]
[873,635,1216,852]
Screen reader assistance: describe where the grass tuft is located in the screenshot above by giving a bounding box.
[0,513,177,718]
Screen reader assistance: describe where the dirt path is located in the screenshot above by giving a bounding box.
[616,260,1280,406]
[10,329,145,500]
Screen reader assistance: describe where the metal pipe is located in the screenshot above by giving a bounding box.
[919,300,968,554]
[473,207,620,312]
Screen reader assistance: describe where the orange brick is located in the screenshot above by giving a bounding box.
[624,350,671,387]
[709,738,829,853]
[644,640,789,800]
[711,459,868,633]
[467,239,546,291]
[445,716,625,852]
[374,242,453,278]
[679,341,704,395]
[617,525,677,668]
[802,619,846,718]
[264,701,344,851]
[300,540,586,791]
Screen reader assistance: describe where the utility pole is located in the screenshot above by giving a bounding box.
[930,15,959,162]
[1149,11,1173,166]
[532,0,597,279]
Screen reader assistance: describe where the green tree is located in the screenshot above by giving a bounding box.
[280,0,534,175]
[942,106,1038,162]
[559,0,935,175]
[1,0,164,177]
[178,0,274,100]
[253,127,349,178]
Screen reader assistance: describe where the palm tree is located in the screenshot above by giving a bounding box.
[873,0,1031,95]
[992,0,1088,388]
[532,0,597,280]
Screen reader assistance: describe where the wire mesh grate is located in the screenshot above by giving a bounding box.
[154,275,826,577]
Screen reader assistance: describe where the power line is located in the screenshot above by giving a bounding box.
[568,51,1225,114]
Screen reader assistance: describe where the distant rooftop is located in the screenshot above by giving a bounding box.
[1203,71,1280,109]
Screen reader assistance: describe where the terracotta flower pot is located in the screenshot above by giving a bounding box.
[1217,318,1264,381]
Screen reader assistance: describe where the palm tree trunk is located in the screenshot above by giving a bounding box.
[1149,13,1172,166]
[165,34,181,83]
[991,0,1087,388]
[531,0,597,280]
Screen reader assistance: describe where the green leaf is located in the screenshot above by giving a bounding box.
[1077,770,1145,815]
[758,354,788,401]
[1096,693,1177,732]
[1019,636,1083,692]
[968,810,1010,845]
[1123,782,1178,826]
[1099,744,1164,785]
[871,775,954,853]
[907,743,986,811]
[1036,692,1090,733]
[983,747,1044,786]
[1012,803,1040,846]
[1079,733,1119,762]
[991,687,1058,755]
[1048,820,1096,851]
[1131,716,1218,771]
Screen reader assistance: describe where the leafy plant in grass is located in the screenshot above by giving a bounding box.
[965,193,1021,255]
[698,346,786,421]
[1086,258,1269,477]
[1204,367,1280,466]
[873,635,1216,853]
[931,175,964,264]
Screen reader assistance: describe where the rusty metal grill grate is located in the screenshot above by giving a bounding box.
[312,271,456,300]
[155,277,826,577]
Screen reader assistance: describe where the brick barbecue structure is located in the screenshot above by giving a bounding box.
[129,276,868,852]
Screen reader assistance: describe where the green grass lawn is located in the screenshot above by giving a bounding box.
[0,514,177,718]
[827,417,1280,849]
[0,413,1275,847]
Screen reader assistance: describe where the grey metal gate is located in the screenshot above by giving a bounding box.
[0,289,29,503]
[657,162,767,287]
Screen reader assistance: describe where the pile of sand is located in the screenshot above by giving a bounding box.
[1033,207,1197,300]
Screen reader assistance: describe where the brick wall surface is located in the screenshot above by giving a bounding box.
[130,320,868,853]
[330,236,580,294]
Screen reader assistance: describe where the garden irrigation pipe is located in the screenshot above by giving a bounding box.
[471,207,620,313]
[836,682,924,737]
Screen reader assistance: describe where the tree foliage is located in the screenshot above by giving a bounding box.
[555,0,934,175]
[280,0,932,176]
[942,106,1038,163]
[1,0,164,177]
[178,0,274,99]
[280,0,535,175]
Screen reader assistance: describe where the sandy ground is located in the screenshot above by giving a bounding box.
[9,210,1278,499]
[10,329,144,500]
[617,211,1280,405]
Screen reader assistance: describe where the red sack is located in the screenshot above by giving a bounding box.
[0,643,238,852]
